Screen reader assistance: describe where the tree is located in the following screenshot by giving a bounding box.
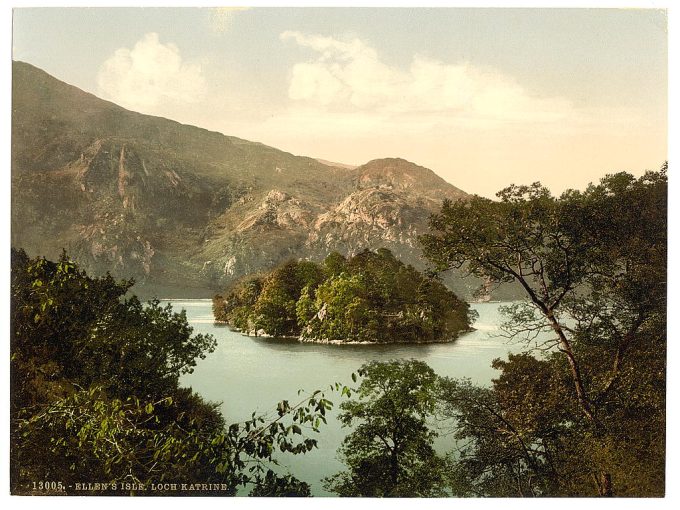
[324,360,446,497]
[421,167,667,496]
[438,357,576,497]
[10,249,216,405]
[322,251,347,278]
[214,259,326,337]
[10,249,333,495]
[15,383,334,495]
[218,249,472,343]
[439,346,665,497]
[303,272,373,341]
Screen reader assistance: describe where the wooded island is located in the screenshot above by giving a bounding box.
[213,248,473,343]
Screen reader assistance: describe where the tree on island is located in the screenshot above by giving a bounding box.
[214,248,473,343]
[420,167,666,496]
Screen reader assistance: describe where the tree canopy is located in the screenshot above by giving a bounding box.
[214,248,472,343]
[11,249,333,495]
[323,360,446,497]
[421,167,667,496]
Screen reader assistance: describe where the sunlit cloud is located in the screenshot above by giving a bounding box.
[88,28,661,201]
[97,32,206,112]
[280,30,573,123]
[223,29,662,199]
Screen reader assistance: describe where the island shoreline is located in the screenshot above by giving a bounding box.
[212,321,477,345]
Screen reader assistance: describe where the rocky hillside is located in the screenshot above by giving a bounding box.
[12,61,498,299]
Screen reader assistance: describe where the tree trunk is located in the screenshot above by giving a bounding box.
[546,312,597,425]
[596,472,613,497]
[390,449,399,490]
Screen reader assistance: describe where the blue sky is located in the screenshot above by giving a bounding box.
[12,7,668,197]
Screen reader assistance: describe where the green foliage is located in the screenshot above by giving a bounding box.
[11,249,216,406]
[422,166,667,496]
[324,360,446,497]
[248,472,311,497]
[438,360,574,496]
[306,273,374,341]
[322,251,347,278]
[439,345,665,497]
[16,387,230,492]
[10,250,332,495]
[213,275,263,328]
[214,249,472,343]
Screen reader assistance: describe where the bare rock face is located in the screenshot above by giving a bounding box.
[310,188,417,248]
[12,61,496,299]
[354,158,467,202]
[236,190,314,231]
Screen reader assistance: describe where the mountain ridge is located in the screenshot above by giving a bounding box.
[11,60,492,299]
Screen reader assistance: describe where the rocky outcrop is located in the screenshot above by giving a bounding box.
[236,190,314,231]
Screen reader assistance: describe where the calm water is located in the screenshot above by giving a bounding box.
[174,299,531,496]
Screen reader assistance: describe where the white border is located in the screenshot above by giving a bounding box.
[1,2,675,510]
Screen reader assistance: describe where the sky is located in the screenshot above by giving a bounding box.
[11,6,668,198]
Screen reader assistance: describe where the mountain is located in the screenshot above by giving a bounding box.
[11,61,492,299]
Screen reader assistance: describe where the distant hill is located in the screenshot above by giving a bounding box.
[315,158,358,170]
[11,61,509,300]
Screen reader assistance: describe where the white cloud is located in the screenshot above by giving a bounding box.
[280,30,573,123]
[97,33,206,112]
[233,30,659,199]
